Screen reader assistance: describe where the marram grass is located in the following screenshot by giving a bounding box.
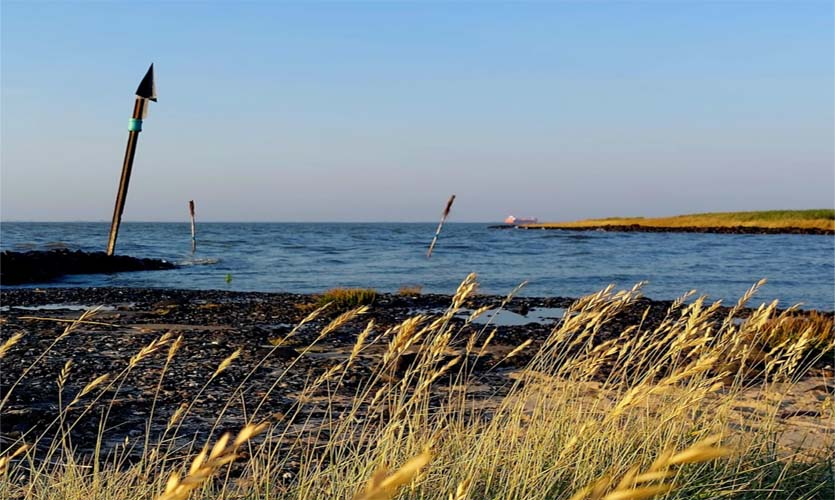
[0,275,833,499]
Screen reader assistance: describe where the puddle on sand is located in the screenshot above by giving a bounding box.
[461,307,566,326]
[0,304,121,312]
[414,306,567,327]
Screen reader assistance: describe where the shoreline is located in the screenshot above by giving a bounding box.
[2,285,833,313]
[0,287,586,464]
[500,209,835,235]
[490,224,834,235]
[1,285,832,485]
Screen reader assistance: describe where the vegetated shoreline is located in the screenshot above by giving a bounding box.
[1,285,833,314]
[496,224,834,235]
[0,286,593,464]
[0,278,835,499]
[1,285,831,446]
[508,209,835,234]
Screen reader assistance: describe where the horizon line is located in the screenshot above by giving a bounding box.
[0,220,501,224]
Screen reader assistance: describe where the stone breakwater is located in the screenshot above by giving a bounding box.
[489,224,834,235]
[0,249,176,285]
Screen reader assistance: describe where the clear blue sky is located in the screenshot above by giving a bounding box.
[1,1,832,222]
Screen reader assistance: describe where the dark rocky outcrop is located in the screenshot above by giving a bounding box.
[0,249,176,285]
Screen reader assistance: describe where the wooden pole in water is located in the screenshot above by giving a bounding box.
[189,200,197,252]
[427,194,456,258]
[106,64,157,256]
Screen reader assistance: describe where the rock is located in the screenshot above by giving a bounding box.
[0,249,176,285]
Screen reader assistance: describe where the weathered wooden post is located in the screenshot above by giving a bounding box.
[426,194,456,258]
[189,200,197,252]
[106,64,157,255]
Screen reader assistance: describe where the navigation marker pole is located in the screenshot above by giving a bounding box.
[189,200,197,252]
[426,194,456,258]
[106,64,157,255]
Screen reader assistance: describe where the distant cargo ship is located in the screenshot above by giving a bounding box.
[504,215,538,225]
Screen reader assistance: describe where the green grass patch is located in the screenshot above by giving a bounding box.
[687,209,835,221]
[316,287,377,309]
[532,209,835,231]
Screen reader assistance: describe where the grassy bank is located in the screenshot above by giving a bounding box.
[1,276,833,499]
[526,209,835,231]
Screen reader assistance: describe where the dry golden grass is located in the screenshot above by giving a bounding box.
[353,449,433,500]
[1,275,832,499]
[397,285,423,296]
[0,332,24,359]
[316,287,378,309]
[527,209,835,231]
[763,311,834,352]
[568,435,733,500]
[157,423,269,500]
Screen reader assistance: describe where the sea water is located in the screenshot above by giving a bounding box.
[1,222,833,311]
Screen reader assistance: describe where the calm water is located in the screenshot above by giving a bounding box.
[1,222,833,311]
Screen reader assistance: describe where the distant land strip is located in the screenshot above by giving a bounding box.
[498,209,835,235]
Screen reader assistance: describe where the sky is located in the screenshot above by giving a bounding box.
[1,1,833,222]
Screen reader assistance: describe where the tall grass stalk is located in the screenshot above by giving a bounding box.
[1,275,832,499]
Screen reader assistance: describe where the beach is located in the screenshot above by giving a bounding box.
[2,285,832,490]
[3,1,833,496]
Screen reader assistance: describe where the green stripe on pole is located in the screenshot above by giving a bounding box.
[128,118,143,132]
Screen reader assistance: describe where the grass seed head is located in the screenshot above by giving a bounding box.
[354,449,433,500]
[0,332,24,359]
[212,348,241,378]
